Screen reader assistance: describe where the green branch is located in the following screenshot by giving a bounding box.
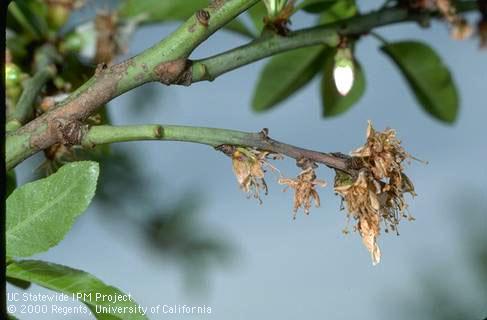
[6,65,56,132]
[191,2,478,82]
[82,125,351,172]
[5,0,259,170]
[5,0,479,170]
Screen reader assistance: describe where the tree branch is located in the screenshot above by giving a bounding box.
[5,0,259,170]
[81,125,351,172]
[191,1,478,82]
[5,0,478,170]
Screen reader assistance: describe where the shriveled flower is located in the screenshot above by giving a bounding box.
[451,18,473,40]
[39,144,77,175]
[336,121,417,265]
[279,159,326,219]
[351,120,410,181]
[335,170,381,265]
[478,18,487,48]
[435,0,473,40]
[231,148,279,203]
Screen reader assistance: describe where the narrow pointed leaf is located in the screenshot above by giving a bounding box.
[8,0,49,40]
[118,0,253,37]
[248,1,267,33]
[321,51,366,117]
[7,276,31,290]
[7,170,17,197]
[317,0,357,22]
[252,46,326,111]
[298,0,352,15]
[7,161,99,257]
[380,41,459,123]
[7,260,148,320]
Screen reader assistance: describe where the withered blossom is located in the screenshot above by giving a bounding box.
[279,159,326,219]
[435,0,473,40]
[231,148,279,203]
[351,121,409,181]
[335,121,416,265]
[335,170,381,265]
[40,144,77,175]
[478,18,487,48]
[408,0,473,40]
[95,11,121,64]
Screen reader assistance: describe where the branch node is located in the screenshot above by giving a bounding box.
[296,157,318,170]
[95,63,109,76]
[196,10,211,27]
[154,125,163,138]
[53,118,89,145]
[215,144,236,156]
[154,59,193,86]
[259,128,269,139]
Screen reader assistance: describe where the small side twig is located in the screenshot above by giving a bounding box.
[6,65,56,132]
[80,124,354,174]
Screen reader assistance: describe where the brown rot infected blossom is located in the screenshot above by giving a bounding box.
[407,0,472,40]
[434,0,473,39]
[230,147,281,204]
[279,158,327,219]
[478,18,487,48]
[335,121,417,265]
[41,144,76,175]
[351,120,411,181]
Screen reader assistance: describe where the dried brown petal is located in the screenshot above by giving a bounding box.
[231,148,277,203]
[451,19,473,40]
[359,217,381,266]
[478,19,487,48]
[279,163,326,219]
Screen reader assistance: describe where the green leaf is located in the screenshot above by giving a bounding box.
[321,50,366,117]
[318,0,357,23]
[7,0,48,40]
[297,0,348,14]
[248,1,267,34]
[118,0,253,37]
[7,260,148,320]
[7,170,17,197]
[7,161,99,257]
[7,276,31,290]
[252,46,326,111]
[380,41,459,123]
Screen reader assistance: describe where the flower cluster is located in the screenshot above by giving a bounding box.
[334,121,416,265]
[225,122,416,265]
[479,18,487,48]
[436,0,473,40]
[410,0,472,39]
[478,0,487,49]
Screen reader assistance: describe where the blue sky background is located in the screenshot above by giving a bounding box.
[10,1,487,319]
